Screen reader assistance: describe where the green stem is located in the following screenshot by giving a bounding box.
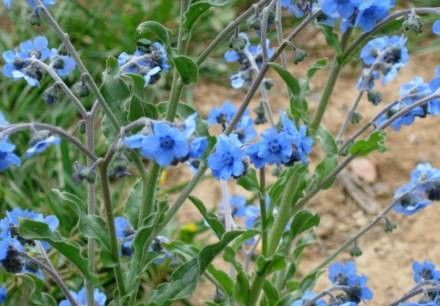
[246,272,266,306]
[310,30,352,133]
[85,114,96,306]
[98,164,126,300]
[259,168,268,256]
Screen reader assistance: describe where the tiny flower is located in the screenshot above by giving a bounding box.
[189,137,208,159]
[412,260,440,283]
[114,216,134,256]
[0,287,6,304]
[207,134,246,180]
[291,291,327,306]
[59,287,106,306]
[328,261,357,285]
[0,139,21,172]
[125,122,190,167]
[50,54,76,77]
[433,20,440,35]
[281,0,313,18]
[229,196,247,218]
[355,1,395,32]
[319,0,361,19]
[257,128,294,165]
[25,134,61,158]
[359,35,409,89]
[393,192,431,216]
[118,41,169,87]
[207,102,237,127]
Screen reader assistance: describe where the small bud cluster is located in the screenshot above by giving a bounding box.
[224,33,274,89]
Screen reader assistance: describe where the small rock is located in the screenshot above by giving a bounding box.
[349,158,377,183]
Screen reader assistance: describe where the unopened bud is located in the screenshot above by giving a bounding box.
[367,90,383,105]
[293,48,307,64]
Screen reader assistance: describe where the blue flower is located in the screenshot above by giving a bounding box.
[328,261,373,303]
[281,0,313,17]
[0,112,9,129]
[50,54,76,77]
[207,101,256,143]
[225,33,274,88]
[208,102,237,127]
[355,0,395,32]
[2,0,55,9]
[328,261,357,285]
[114,216,134,256]
[257,128,294,165]
[280,113,314,164]
[0,139,21,172]
[291,291,327,306]
[18,36,51,61]
[124,122,189,167]
[433,20,440,35]
[5,208,59,232]
[0,287,6,304]
[359,36,409,89]
[244,206,260,229]
[229,196,247,218]
[59,287,106,306]
[25,135,61,158]
[118,42,169,86]
[189,137,208,159]
[394,191,432,215]
[395,163,440,201]
[207,134,246,180]
[412,260,440,283]
[320,0,361,19]
[246,143,266,169]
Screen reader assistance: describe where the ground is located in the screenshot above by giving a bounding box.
[163,40,440,305]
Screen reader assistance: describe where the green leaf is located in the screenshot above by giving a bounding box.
[101,57,131,123]
[307,58,328,79]
[269,62,301,97]
[199,230,243,272]
[157,101,197,119]
[256,255,287,276]
[262,281,280,305]
[236,168,259,192]
[349,131,386,156]
[293,232,317,259]
[22,275,57,306]
[207,266,234,296]
[313,155,338,189]
[80,215,112,255]
[173,55,199,84]
[234,270,250,304]
[316,127,338,155]
[137,21,171,45]
[18,219,93,281]
[189,195,225,239]
[319,25,341,55]
[124,179,144,227]
[147,231,243,305]
[183,1,229,36]
[290,210,320,239]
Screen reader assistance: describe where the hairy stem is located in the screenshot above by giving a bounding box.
[336,91,364,142]
[0,122,97,161]
[19,253,80,306]
[85,114,96,306]
[98,163,126,300]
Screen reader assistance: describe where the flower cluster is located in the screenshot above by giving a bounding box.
[118,40,170,86]
[3,0,55,9]
[207,102,313,180]
[358,35,409,91]
[0,208,59,275]
[124,115,207,167]
[292,261,372,306]
[59,287,106,306]
[398,260,440,305]
[319,0,395,32]
[392,163,440,216]
[224,33,274,89]
[2,36,76,87]
[374,68,440,131]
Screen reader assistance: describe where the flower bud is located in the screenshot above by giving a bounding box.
[229,34,248,51]
[27,11,41,26]
[367,90,383,105]
[350,243,362,257]
[108,153,130,182]
[403,13,423,34]
[72,81,90,98]
[42,83,62,105]
[384,218,397,233]
[293,48,307,64]
[351,112,362,125]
